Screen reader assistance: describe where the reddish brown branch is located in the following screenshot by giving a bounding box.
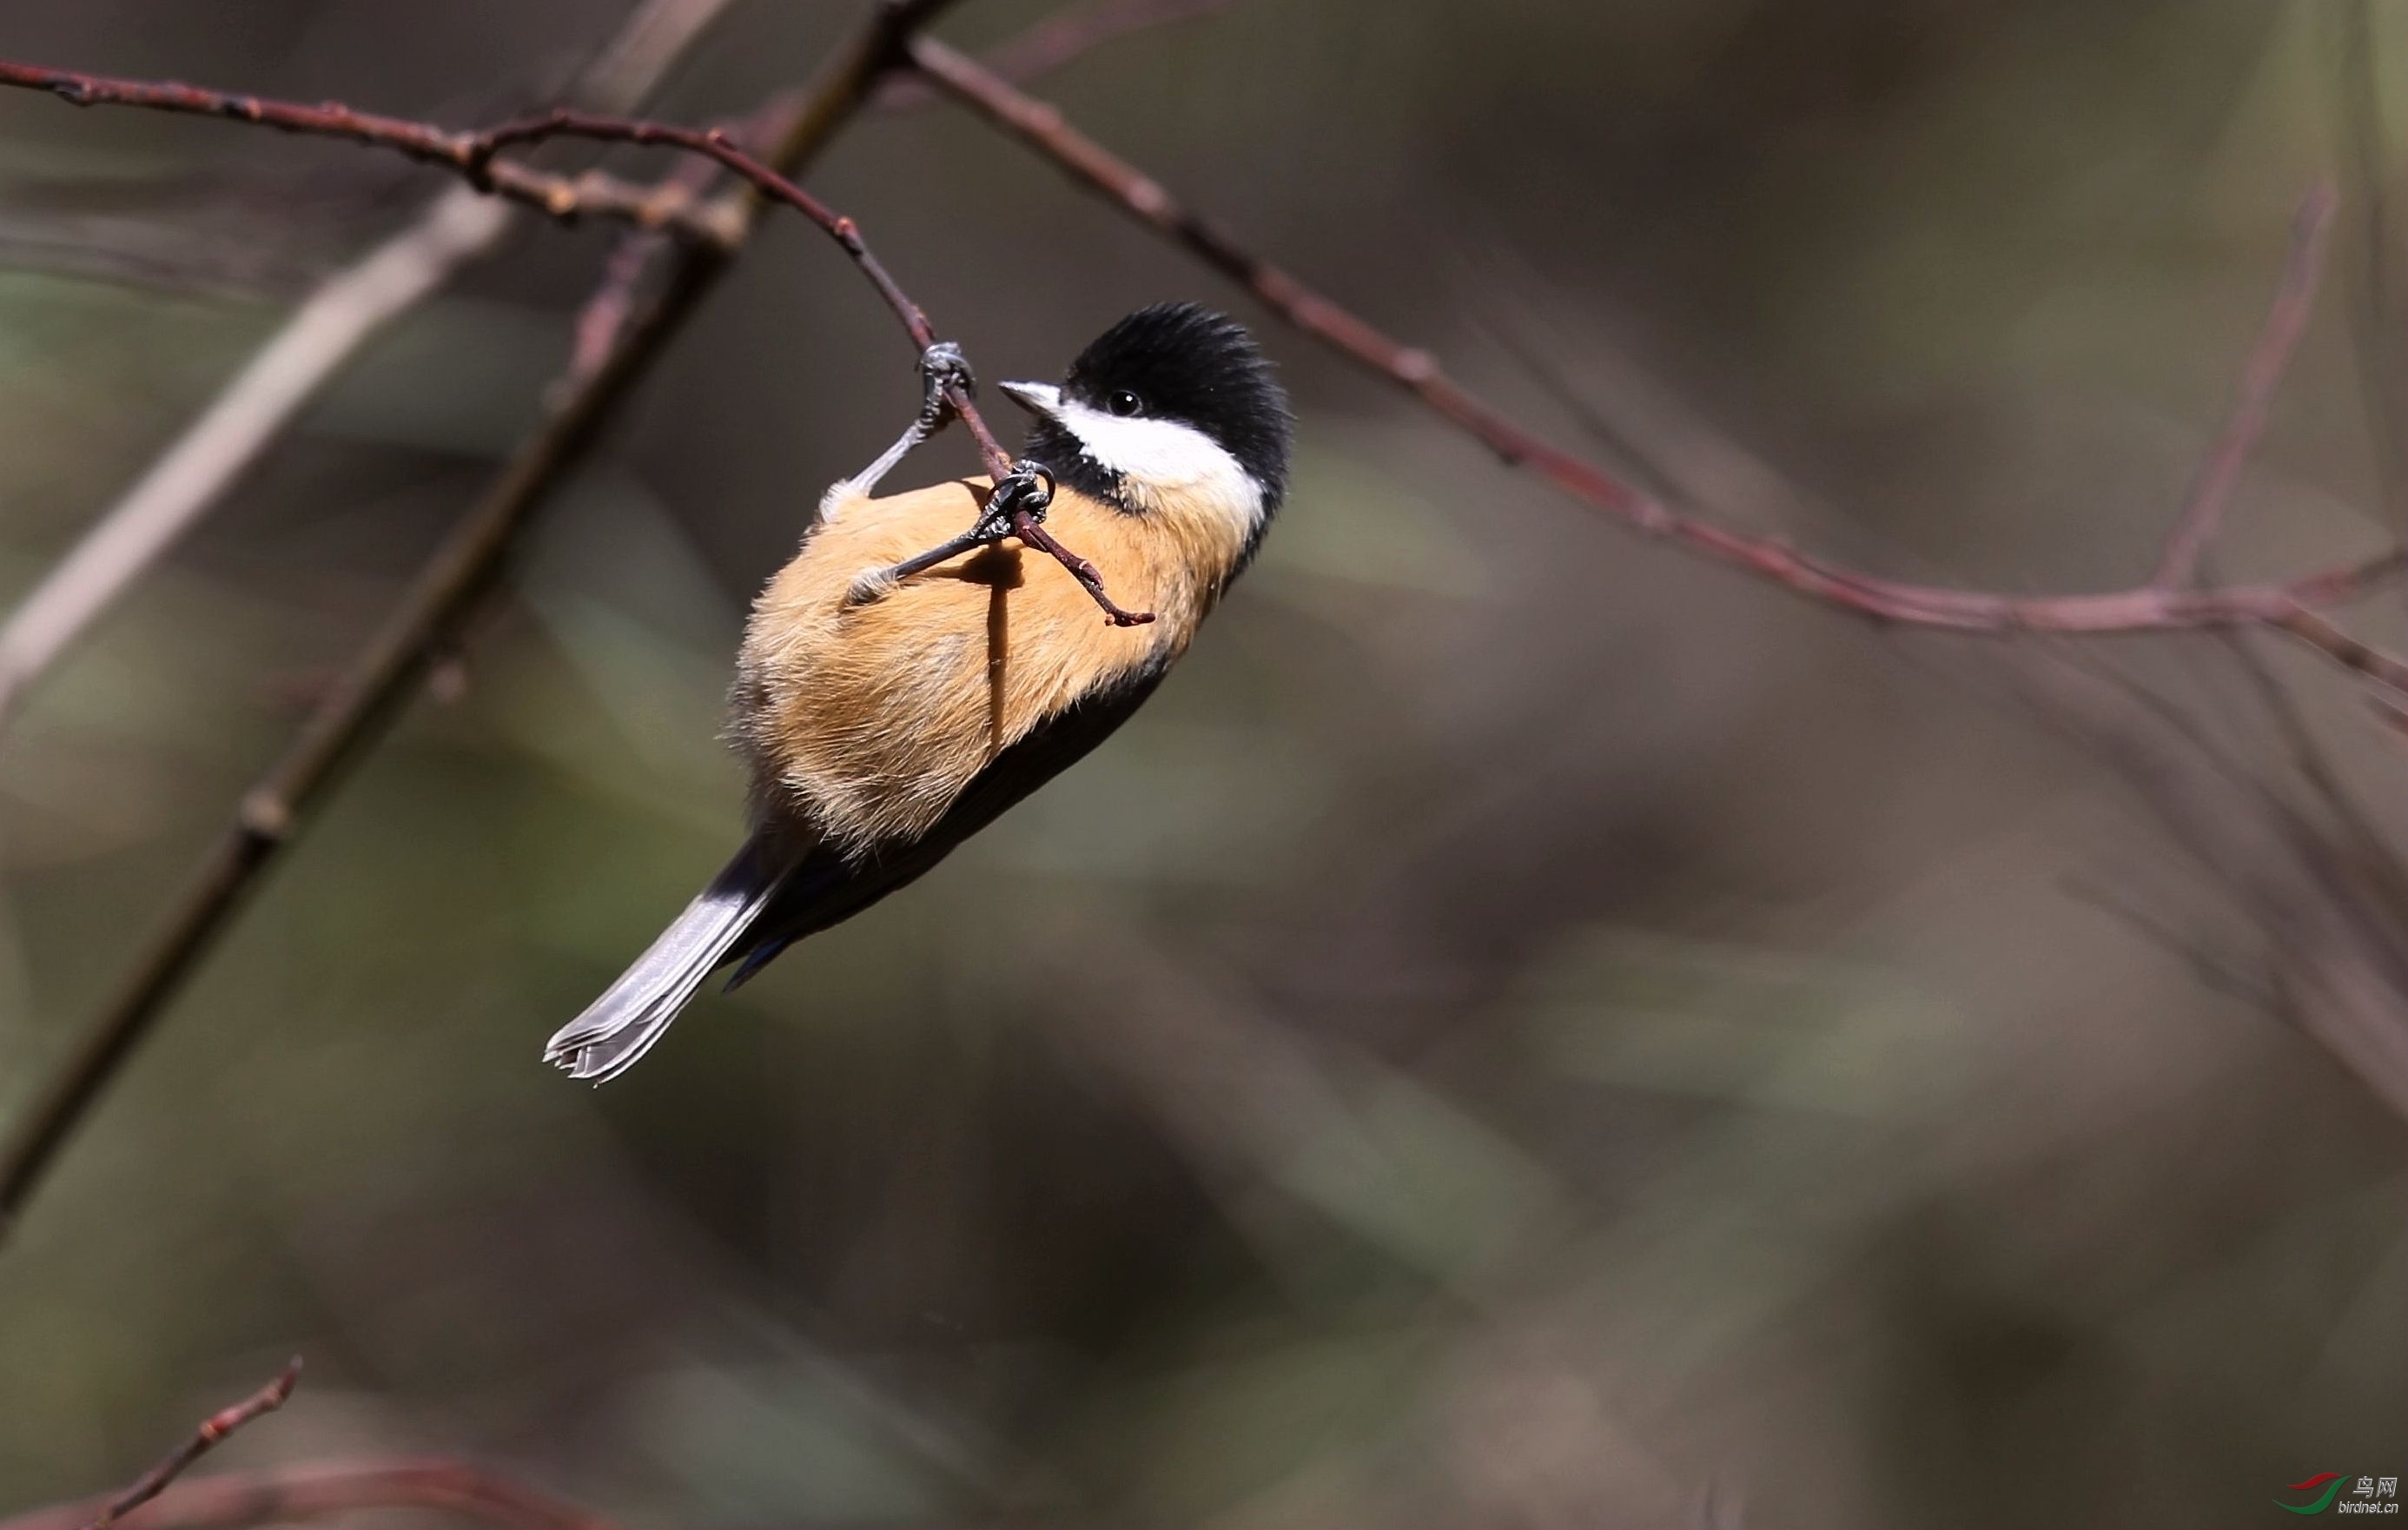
[77,1361,301,1530]
[909,37,2408,683]
[561,92,804,394]
[2153,184,2337,586]
[1012,508,1155,624]
[0,52,1132,618]
[0,63,989,460]
[1,1459,613,1530]
[0,0,970,1244]
[0,62,737,247]
[873,0,1241,110]
[2272,603,2408,692]
[0,0,1157,1242]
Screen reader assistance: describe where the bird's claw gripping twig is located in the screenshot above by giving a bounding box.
[846,462,1056,606]
[975,460,1053,537]
[843,460,1154,628]
[916,341,975,429]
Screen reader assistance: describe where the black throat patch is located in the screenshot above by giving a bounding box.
[1018,303,1292,520]
[1021,418,1130,511]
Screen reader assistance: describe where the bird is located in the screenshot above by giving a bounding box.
[543,302,1292,1081]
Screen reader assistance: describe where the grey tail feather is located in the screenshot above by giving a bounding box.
[543,834,792,1084]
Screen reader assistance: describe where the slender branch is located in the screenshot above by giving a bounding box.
[1012,509,1154,624]
[566,212,678,392]
[2323,0,2407,540]
[0,189,506,733]
[0,65,738,245]
[2270,603,2408,693]
[2153,184,2336,586]
[872,0,1241,110]
[0,1460,613,1530]
[909,37,2408,675]
[77,1361,301,1530]
[0,45,1142,609]
[0,0,968,1245]
[0,61,984,447]
[559,91,807,395]
[0,0,749,737]
[464,109,1002,443]
[0,0,1225,300]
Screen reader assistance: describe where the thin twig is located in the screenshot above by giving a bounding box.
[1011,508,1154,624]
[2323,0,2407,541]
[0,69,742,244]
[2060,874,2279,1010]
[2218,625,2408,918]
[0,1459,614,1530]
[2268,603,2408,693]
[908,38,2408,683]
[0,0,748,737]
[0,189,506,732]
[872,0,1241,110]
[0,0,967,1244]
[2153,184,2336,586]
[560,91,806,396]
[462,116,1144,611]
[0,56,997,466]
[0,50,1143,616]
[78,1361,301,1530]
[0,0,1224,296]
[463,107,1002,455]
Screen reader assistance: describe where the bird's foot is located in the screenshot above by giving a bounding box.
[915,341,976,431]
[840,463,1058,609]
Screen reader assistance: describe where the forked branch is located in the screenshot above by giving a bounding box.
[0,0,967,1243]
[906,36,2408,691]
[0,52,1136,617]
[2153,185,2338,587]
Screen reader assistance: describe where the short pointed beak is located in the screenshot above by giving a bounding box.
[999,381,1062,418]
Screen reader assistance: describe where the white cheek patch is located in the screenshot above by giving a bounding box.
[1054,401,1267,537]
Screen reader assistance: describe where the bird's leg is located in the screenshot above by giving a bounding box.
[844,464,1055,607]
[842,341,976,500]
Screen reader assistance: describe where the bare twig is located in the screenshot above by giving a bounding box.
[2016,647,2408,1117]
[0,63,721,241]
[909,37,2408,686]
[0,0,1223,298]
[566,214,674,392]
[0,189,508,732]
[0,58,991,457]
[0,0,747,737]
[462,108,1001,459]
[76,1361,301,1530]
[0,1459,613,1530]
[460,115,1148,613]
[872,0,1241,110]
[2323,0,2406,537]
[1012,507,1155,624]
[0,49,1145,619]
[2268,603,2408,694]
[560,90,807,396]
[0,0,968,1244]
[2153,185,2336,586]
[2218,626,2408,917]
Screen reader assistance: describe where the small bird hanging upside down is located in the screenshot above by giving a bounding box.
[544,303,1292,1081]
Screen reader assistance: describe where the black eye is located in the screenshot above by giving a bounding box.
[1107,388,1143,417]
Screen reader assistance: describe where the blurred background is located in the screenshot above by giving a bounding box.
[0,1,2401,1525]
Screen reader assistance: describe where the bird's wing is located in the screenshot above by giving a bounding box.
[723,656,1171,989]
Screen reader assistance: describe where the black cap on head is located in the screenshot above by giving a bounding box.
[1025,303,1293,512]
